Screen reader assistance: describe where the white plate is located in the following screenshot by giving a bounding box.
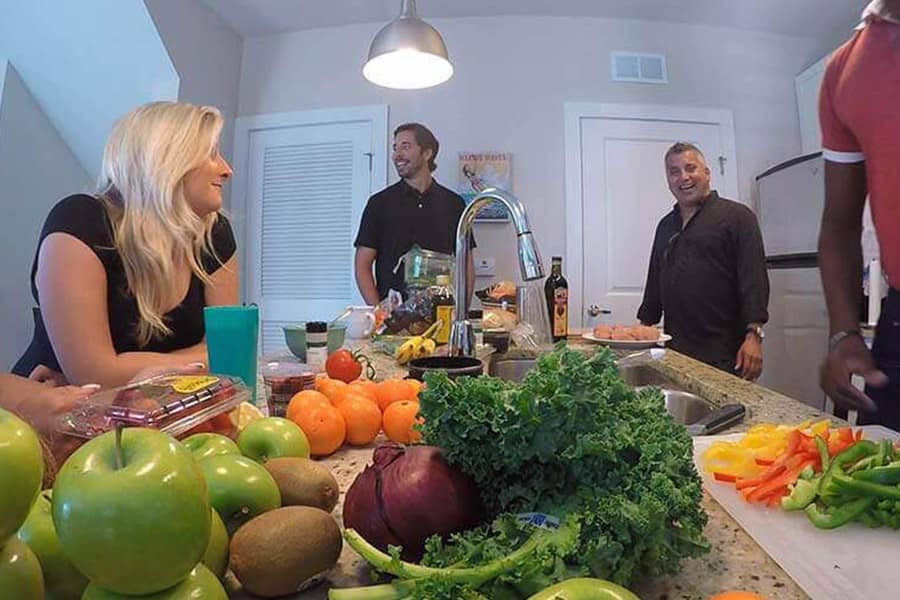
[580,332,671,349]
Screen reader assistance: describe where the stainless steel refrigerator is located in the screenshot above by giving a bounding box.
[756,153,828,410]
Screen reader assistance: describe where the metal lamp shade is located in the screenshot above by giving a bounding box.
[363,3,453,89]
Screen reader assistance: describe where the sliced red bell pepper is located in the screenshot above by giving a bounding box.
[836,428,855,443]
[766,487,789,507]
[745,458,816,503]
[713,472,738,483]
[736,464,787,490]
[755,458,775,466]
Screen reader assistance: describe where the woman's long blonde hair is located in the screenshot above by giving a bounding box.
[97,101,225,346]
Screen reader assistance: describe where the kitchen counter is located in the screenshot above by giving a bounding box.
[246,339,834,599]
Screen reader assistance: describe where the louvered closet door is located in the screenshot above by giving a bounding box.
[247,121,372,354]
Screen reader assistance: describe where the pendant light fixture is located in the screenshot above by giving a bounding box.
[363,0,453,90]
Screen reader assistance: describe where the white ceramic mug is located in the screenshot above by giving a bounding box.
[345,305,377,339]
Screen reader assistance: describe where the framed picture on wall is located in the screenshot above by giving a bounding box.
[457,152,511,222]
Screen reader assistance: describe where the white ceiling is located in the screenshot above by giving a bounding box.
[202,0,864,40]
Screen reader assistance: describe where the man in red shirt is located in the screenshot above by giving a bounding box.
[819,0,900,427]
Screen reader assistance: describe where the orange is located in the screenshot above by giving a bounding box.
[347,380,379,404]
[315,377,348,402]
[375,379,418,412]
[337,397,383,446]
[382,400,423,444]
[708,593,767,600]
[291,404,346,456]
[404,378,424,396]
[331,388,376,413]
[285,390,331,422]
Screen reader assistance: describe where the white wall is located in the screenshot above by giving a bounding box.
[144,0,243,174]
[238,16,821,283]
[0,61,93,370]
[0,1,178,178]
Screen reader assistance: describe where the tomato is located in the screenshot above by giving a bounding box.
[326,349,374,383]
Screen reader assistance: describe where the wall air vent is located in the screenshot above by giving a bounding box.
[610,52,668,84]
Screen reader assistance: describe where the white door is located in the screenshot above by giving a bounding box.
[233,107,388,354]
[565,104,739,330]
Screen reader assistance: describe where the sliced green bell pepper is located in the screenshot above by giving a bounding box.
[852,465,900,486]
[833,473,900,500]
[805,497,875,529]
[781,477,819,511]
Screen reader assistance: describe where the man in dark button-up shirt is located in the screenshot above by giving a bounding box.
[638,142,769,379]
[354,122,474,303]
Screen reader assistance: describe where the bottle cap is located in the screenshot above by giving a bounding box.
[305,321,327,333]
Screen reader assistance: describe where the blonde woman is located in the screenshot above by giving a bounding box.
[13,101,238,387]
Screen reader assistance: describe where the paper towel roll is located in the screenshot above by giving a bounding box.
[869,258,882,326]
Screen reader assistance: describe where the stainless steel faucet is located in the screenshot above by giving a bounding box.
[448,188,544,357]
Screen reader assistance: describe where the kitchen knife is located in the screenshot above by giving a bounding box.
[686,403,746,436]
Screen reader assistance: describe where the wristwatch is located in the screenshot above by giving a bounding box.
[746,325,765,341]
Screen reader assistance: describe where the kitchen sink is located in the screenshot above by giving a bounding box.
[489,358,684,390]
[488,357,731,428]
[617,364,685,391]
[488,358,537,383]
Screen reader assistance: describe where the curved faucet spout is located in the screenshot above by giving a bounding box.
[449,188,544,357]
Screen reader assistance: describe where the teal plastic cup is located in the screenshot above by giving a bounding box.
[204,305,259,402]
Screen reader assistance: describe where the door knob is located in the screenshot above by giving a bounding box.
[587,305,611,317]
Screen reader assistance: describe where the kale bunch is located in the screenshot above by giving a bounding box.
[417,345,709,589]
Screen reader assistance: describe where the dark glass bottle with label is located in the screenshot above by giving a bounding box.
[544,256,568,342]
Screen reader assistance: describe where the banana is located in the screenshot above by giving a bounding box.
[416,338,436,358]
[394,320,443,365]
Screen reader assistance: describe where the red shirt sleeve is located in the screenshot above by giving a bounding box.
[818,46,865,162]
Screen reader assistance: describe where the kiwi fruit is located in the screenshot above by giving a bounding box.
[263,457,339,512]
[230,506,342,597]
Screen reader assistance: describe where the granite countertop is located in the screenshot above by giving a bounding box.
[249,338,832,600]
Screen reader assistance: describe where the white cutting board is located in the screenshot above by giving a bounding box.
[694,426,900,600]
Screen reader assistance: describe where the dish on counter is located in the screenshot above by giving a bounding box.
[475,280,516,305]
[582,324,671,348]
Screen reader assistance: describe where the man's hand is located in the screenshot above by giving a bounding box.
[820,334,888,412]
[735,334,763,380]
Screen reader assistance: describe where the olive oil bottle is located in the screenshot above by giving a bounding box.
[544,256,568,342]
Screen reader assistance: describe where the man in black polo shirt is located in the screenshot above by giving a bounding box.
[637,142,769,380]
[354,122,474,303]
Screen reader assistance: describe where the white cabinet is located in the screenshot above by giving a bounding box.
[758,268,829,410]
[795,56,829,155]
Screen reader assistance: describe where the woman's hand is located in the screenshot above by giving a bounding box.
[22,384,99,439]
[28,364,69,386]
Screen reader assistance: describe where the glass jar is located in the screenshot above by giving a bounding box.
[261,362,316,417]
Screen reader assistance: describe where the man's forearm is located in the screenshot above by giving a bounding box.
[819,161,868,336]
[356,271,380,306]
[819,227,863,334]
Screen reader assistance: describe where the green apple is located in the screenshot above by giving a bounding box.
[237,416,309,462]
[199,454,280,533]
[0,407,44,540]
[202,508,229,580]
[82,564,226,600]
[17,489,88,600]
[53,427,211,596]
[0,536,44,600]
[182,433,241,462]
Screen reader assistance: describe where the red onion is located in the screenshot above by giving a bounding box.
[343,444,484,561]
